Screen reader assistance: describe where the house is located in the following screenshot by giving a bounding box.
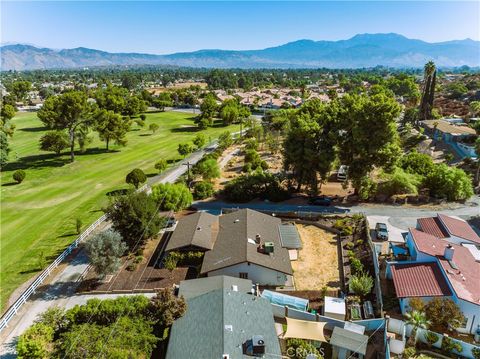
[165,211,218,252]
[387,214,480,334]
[200,209,294,286]
[166,276,282,359]
[421,119,478,159]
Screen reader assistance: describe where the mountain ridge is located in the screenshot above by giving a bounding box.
[1,33,479,71]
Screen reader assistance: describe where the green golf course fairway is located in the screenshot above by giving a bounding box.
[0,111,239,311]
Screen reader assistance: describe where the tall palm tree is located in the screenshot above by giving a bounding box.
[405,310,431,346]
[419,61,437,123]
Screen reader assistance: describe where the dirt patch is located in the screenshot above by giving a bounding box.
[293,224,340,291]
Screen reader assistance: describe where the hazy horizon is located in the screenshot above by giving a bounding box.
[1,1,479,55]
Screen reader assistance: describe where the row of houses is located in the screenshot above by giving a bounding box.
[387,214,480,335]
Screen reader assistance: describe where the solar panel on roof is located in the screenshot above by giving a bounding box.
[278,224,302,249]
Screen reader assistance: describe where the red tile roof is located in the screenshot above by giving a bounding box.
[409,228,480,304]
[391,263,451,298]
[438,214,480,245]
[417,217,448,238]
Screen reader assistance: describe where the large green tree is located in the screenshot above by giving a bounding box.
[95,109,130,150]
[105,192,164,249]
[336,90,402,192]
[38,91,94,162]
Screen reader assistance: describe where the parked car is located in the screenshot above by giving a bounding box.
[375,222,389,240]
[337,165,348,181]
[308,195,332,206]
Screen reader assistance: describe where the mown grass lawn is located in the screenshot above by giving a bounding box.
[0,111,239,311]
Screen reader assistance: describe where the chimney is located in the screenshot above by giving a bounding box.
[444,244,455,261]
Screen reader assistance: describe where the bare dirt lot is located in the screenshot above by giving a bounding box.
[293,224,341,291]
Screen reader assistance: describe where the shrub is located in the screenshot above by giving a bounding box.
[441,336,462,354]
[425,164,473,201]
[403,346,417,358]
[472,347,480,359]
[408,297,425,312]
[17,323,54,359]
[126,168,147,189]
[151,183,193,211]
[399,150,435,177]
[140,114,146,121]
[193,181,214,200]
[154,159,168,173]
[193,133,207,149]
[39,130,69,155]
[135,118,145,127]
[244,137,258,151]
[349,272,374,297]
[423,331,439,347]
[223,172,289,203]
[350,258,364,274]
[244,149,262,169]
[378,168,421,197]
[13,169,26,184]
[149,123,159,134]
[345,241,354,250]
[194,158,220,180]
[178,143,194,157]
[424,298,466,331]
[358,176,378,200]
[85,229,127,279]
[76,218,82,234]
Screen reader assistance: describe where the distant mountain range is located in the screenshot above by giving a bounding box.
[1,33,479,71]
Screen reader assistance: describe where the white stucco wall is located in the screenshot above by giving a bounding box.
[207,262,289,286]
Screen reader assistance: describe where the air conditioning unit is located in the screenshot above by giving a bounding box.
[252,335,266,356]
[264,242,274,254]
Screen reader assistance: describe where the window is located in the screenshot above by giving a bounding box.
[459,316,469,329]
[239,272,248,279]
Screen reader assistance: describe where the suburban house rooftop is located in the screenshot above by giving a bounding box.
[165,211,218,252]
[418,214,480,245]
[200,209,293,276]
[391,262,452,298]
[422,119,477,136]
[166,276,281,359]
[408,227,480,304]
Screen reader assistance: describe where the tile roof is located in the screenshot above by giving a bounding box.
[391,262,451,298]
[201,209,293,275]
[165,212,218,252]
[166,289,281,359]
[438,214,480,244]
[417,217,449,238]
[409,228,480,304]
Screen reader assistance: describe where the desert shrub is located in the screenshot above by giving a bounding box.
[13,169,26,184]
[193,181,214,200]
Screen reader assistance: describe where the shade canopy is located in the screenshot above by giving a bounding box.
[283,317,327,343]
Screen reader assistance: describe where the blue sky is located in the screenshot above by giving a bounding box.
[2,1,479,54]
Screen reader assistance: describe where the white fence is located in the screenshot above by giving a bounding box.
[0,214,107,332]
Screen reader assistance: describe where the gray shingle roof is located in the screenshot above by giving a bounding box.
[178,275,254,299]
[166,212,218,251]
[166,288,282,359]
[200,209,293,275]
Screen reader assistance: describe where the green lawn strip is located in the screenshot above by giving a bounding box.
[0,111,238,311]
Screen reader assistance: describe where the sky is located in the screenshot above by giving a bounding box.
[1,1,479,54]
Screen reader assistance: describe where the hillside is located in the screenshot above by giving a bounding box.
[2,33,479,70]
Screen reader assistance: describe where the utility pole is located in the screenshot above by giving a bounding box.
[183,161,192,187]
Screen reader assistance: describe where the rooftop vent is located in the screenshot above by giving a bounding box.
[196,226,202,231]
[232,285,238,292]
[223,355,230,359]
[444,244,455,261]
[234,219,240,223]
[225,324,233,332]
[264,242,275,254]
[243,335,266,357]
[255,234,261,244]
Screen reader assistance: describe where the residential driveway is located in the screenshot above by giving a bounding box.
[367,215,409,243]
